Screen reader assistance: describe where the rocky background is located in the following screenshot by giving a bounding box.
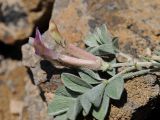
[0,0,160,120]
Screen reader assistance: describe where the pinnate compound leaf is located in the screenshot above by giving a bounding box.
[80,83,106,116]
[106,58,116,76]
[96,27,104,43]
[48,95,76,116]
[105,76,124,100]
[80,94,92,116]
[86,46,94,52]
[93,31,103,44]
[79,69,101,84]
[89,44,115,56]
[80,68,102,80]
[92,90,110,120]
[54,113,67,120]
[84,83,106,107]
[67,98,82,120]
[100,24,113,44]
[61,73,92,93]
[85,34,99,47]
[55,86,81,97]
[85,24,116,57]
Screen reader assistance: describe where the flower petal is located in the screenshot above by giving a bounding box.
[29,28,59,60]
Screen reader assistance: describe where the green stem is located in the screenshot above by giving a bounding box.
[111,61,160,68]
[123,68,160,79]
[107,66,136,83]
[123,69,150,79]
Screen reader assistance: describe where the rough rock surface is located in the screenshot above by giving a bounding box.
[0,0,54,44]
[0,0,54,118]
[0,60,28,120]
[0,58,52,120]
[24,76,52,120]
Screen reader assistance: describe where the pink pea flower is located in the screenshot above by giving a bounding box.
[29,27,106,70]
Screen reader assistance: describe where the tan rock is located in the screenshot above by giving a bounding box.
[10,100,24,114]
[0,0,54,44]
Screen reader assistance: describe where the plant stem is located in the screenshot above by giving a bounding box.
[123,68,160,79]
[111,61,160,68]
[107,66,136,83]
[123,69,150,79]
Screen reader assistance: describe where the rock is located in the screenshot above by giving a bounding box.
[0,64,29,120]
[52,0,91,45]
[6,79,16,93]
[0,59,22,75]
[0,53,52,120]
[24,78,52,120]
[21,44,46,85]
[10,100,24,114]
[22,44,40,67]
[0,0,54,44]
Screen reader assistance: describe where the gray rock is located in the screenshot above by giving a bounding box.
[0,0,54,44]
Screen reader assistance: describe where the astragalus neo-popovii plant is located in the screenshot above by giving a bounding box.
[29,20,160,120]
